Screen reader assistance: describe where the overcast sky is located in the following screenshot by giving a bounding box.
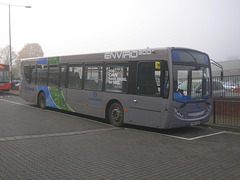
[0,0,240,61]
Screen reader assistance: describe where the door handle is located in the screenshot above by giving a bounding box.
[133,100,138,103]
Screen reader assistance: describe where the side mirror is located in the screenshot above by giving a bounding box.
[210,59,224,81]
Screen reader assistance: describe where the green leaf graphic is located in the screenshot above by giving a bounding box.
[49,87,72,111]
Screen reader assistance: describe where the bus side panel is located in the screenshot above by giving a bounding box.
[66,89,130,120]
[37,86,73,111]
[19,80,38,104]
[37,86,59,109]
[127,95,168,128]
[85,91,106,118]
[66,90,119,119]
[0,82,10,90]
[66,89,90,115]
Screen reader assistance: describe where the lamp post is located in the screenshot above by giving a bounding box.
[0,2,31,89]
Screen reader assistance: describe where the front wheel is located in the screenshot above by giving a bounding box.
[108,102,124,127]
[38,92,46,109]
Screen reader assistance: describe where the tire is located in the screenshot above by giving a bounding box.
[38,92,46,109]
[108,102,124,127]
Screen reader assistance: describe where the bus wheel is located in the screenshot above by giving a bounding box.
[108,102,123,127]
[38,92,46,109]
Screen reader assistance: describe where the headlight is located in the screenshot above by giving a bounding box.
[174,108,184,118]
[205,106,211,114]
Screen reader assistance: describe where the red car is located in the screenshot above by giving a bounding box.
[234,86,240,92]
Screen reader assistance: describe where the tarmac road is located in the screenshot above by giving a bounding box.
[0,93,240,179]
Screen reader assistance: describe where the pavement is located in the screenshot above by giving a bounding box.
[5,89,19,95]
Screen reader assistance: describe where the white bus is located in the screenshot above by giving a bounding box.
[20,47,212,129]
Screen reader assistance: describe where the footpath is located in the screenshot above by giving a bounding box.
[4,90,19,96]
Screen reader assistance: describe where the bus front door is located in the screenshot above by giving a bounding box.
[128,95,167,128]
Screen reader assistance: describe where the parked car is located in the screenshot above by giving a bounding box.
[177,80,225,97]
[234,86,240,92]
[211,80,226,97]
[12,80,21,90]
[223,81,237,91]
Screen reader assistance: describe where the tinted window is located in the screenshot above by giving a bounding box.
[172,50,209,65]
[137,62,161,96]
[48,65,59,87]
[24,65,35,84]
[0,70,9,82]
[60,65,67,88]
[68,65,83,89]
[84,65,103,91]
[37,65,48,85]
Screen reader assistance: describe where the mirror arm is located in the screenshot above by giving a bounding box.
[210,59,223,81]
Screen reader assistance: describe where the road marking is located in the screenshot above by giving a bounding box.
[161,131,226,141]
[0,98,34,108]
[125,127,226,141]
[0,127,120,143]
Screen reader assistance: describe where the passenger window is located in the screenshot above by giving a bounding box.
[68,65,83,89]
[137,62,161,96]
[48,65,59,87]
[105,64,128,93]
[60,65,67,88]
[24,65,35,84]
[84,65,103,91]
[37,65,48,85]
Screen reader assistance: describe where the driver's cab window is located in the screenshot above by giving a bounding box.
[175,70,188,95]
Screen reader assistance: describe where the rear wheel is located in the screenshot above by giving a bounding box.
[38,92,46,109]
[108,102,124,127]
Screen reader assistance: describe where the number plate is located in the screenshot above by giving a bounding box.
[191,121,200,126]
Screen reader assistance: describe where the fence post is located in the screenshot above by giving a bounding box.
[213,101,216,124]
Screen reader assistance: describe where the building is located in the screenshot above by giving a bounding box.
[212,59,240,77]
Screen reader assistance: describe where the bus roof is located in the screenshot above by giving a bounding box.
[21,47,207,65]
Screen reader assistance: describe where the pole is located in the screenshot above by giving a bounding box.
[9,4,13,89]
[0,3,31,89]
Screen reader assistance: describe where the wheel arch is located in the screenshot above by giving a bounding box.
[105,99,123,122]
[37,90,45,107]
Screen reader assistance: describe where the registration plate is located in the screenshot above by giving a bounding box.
[191,121,200,126]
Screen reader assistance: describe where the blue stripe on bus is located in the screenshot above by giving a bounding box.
[90,100,100,104]
[36,57,48,64]
[37,85,59,109]
[88,97,102,104]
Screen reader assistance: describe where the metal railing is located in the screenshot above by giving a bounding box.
[212,75,240,97]
[210,99,240,128]
[207,75,240,127]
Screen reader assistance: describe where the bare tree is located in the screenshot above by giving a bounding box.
[0,45,18,64]
[18,43,44,59]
